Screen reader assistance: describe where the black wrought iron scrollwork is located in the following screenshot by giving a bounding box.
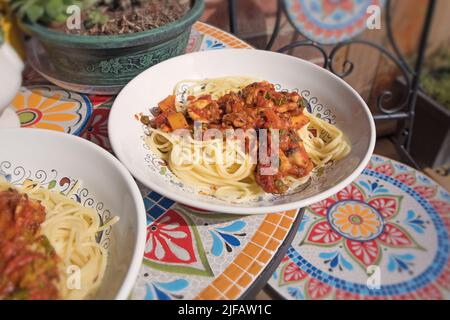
[328,39,412,116]
[228,0,437,169]
[277,40,329,69]
[328,47,354,78]
[385,0,412,75]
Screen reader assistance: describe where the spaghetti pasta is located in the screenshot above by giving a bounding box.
[298,110,351,168]
[146,128,262,201]
[143,77,351,201]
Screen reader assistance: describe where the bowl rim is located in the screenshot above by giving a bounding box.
[18,0,205,48]
[0,128,147,300]
[109,48,376,215]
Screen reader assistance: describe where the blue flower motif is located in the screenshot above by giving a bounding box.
[298,215,310,233]
[319,251,353,272]
[359,179,389,194]
[205,39,226,50]
[372,155,384,163]
[144,279,189,300]
[418,175,432,185]
[387,254,415,273]
[209,220,246,256]
[394,163,408,172]
[272,271,278,280]
[288,286,305,300]
[404,210,426,234]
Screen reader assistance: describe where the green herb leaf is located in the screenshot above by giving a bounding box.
[46,0,65,19]
[26,4,45,23]
[48,180,57,190]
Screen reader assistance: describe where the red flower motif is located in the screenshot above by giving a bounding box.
[429,200,450,216]
[414,186,437,199]
[88,94,113,107]
[306,278,332,299]
[309,198,336,217]
[345,239,380,268]
[281,262,308,285]
[336,184,365,201]
[368,195,401,220]
[375,163,394,176]
[144,210,196,264]
[378,224,416,248]
[395,172,416,186]
[81,108,111,151]
[306,221,342,245]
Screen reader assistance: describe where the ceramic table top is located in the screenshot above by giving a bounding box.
[269,154,450,300]
[15,22,302,300]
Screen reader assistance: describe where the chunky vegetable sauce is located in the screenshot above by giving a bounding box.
[144,81,314,194]
[0,189,60,300]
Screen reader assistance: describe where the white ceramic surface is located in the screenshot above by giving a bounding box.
[0,128,147,300]
[0,107,20,128]
[0,43,23,127]
[109,49,376,215]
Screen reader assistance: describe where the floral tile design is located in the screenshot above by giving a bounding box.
[270,155,450,300]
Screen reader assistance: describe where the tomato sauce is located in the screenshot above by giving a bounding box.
[0,189,60,300]
[147,81,314,194]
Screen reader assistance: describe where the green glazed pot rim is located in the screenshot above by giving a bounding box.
[19,0,204,49]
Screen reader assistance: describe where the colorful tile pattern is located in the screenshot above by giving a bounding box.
[269,155,450,300]
[12,85,92,135]
[196,210,296,299]
[130,196,298,300]
[195,22,253,49]
[19,22,295,300]
[284,0,385,44]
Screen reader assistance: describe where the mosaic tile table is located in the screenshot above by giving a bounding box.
[269,155,450,300]
[14,22,302,300]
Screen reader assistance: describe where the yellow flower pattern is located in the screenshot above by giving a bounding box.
[12,86,92,134]
[329,201,384,241]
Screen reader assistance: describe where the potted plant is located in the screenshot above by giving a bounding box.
[10,0,204,92]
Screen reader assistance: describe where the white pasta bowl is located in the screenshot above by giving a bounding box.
[109,49,375,215]
[0,128,146,299]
